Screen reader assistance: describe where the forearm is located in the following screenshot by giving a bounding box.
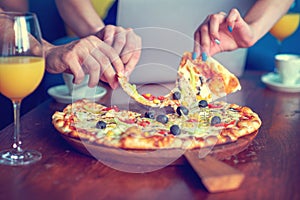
[55,0,105,38]
[0,0,28,12]
[245,0,294,43]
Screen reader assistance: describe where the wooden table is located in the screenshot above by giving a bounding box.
[0,70,299,200]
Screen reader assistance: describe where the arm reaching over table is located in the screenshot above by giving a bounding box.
[194,0,294,58]
[0,0,28,12]
[55,0,142,78]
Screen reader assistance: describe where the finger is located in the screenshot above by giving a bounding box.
[121,29,142,67]
[82,52,101,87]
[97,42,125,76]
[88,34,125,76]
[199,23,211,57]
[112,26,127,55]
[100,62,118,89]
[67,37,100,87]
[101,25,115,46]
[61,51,85,84]
[100,75,108,83]
[193,28,201,56]
[226,8,241,31]
[69,62,85,84]
[91,47,119,88]
[124,48,141,76]
[208,12,227,41]
[194,15,207,55]
[119,29,135,64]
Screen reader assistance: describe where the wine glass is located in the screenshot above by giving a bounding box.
[269,13,299,43]
[269,3,300,45]
[0,12,45,165]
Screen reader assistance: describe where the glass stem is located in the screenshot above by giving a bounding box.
[12,100,22,153]
[277,40,282,53]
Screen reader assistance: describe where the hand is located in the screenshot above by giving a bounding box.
[45,35,125,89]
[194,8,256,58]
[95,25,142,76]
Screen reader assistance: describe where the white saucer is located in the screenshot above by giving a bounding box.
[47,85,107,104]
[261,72,300,93]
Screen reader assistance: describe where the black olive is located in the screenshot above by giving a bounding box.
[172,91,181,100]
[198,100,208,108]
[210,116,221,126]
[156,114,168,124]
[199,76,204,86]
[96,121,107,129]
[176,106,189,116]
[145,111,155,119]
[170,125,181,135]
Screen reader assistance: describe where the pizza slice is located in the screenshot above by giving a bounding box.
[118,51,241,109]
[118,75,168,107]
[178,52,241,102]
[118,73,196,110]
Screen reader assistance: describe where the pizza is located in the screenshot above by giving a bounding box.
[118,52,241,108]
[52,52,261,150]
[52,99,261,150]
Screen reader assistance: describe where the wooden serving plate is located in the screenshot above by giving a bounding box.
[61,131,258,167]
[61,131,258,192]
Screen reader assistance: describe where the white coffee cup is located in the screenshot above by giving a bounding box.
[62,73,95,97]
[275,54,300,85]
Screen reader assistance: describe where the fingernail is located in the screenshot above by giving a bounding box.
[202,52,207,62]
[111,82,118,89]
[192,52,198,60]
[228,26,233,32]
[214,38,221,45]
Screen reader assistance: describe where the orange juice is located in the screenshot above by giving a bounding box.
[270,13,300,41]
[0,56,45,101]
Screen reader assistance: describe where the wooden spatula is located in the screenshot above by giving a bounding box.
[184,151,245,193]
